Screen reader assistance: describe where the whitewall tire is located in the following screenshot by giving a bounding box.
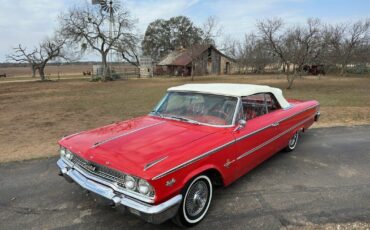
[173,175,213,227]
[285,131,299,152]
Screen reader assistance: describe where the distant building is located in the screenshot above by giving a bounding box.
[92,64,104,76]
[139,56,153,78]
[156,44,236,76]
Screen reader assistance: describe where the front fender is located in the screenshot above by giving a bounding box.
[151,163,227,204]
[181,164,225,189]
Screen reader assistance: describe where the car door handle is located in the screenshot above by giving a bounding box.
[271,122,279,127]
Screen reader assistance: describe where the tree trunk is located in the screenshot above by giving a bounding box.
[38,67,46,81]
[286,63,295,89]
[297,64,303,79]
[191,62,195,81]
[340,63,346,76]
[287,75,295,89]
[31,66,36,78]
[101,52,109,81]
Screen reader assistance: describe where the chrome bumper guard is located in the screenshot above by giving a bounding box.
[314,111,321,122]
[57,158,182,224]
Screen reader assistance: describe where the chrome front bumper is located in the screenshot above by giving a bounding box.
[57,158,182,224]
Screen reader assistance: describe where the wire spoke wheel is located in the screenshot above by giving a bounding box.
[185,180,208,217]
[174,175,213,227]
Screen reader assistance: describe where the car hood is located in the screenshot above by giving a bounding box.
[59,116,221,178]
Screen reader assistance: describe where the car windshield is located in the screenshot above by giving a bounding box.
[152,92,238,126]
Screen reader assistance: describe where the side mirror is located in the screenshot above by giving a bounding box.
[233,119,246,132]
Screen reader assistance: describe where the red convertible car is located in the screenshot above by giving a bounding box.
[57,83,320,227]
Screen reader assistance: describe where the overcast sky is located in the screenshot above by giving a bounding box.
[0,0,369,62]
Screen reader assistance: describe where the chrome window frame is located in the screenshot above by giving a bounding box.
[232,97,243,124]
[240,92,285,120]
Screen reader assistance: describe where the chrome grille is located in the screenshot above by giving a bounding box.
[70,153,125,184]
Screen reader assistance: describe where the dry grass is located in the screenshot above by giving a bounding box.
[0,74,369,163]
[0,64,93,78]
[0,63,138,80]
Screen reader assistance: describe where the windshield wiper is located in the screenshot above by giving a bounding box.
[169,115,200,125]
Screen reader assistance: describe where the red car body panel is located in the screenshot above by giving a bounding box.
[59,98,319,204]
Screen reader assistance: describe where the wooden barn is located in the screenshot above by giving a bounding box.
[156,44,236,76]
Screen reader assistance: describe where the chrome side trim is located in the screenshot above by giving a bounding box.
[92,121,166,148]
[144,156,169,171]
[152,104,318,180]
[235,124,272,142]
[235,104,317,142]
[237,115,313,160]
[152,140,235,180]
[277,104,317,123]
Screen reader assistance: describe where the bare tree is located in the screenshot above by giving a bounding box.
[287,18,322,75]
[188,44,201,81]
[113,34,141,68]
[220,35,239,59]
[326,19,369,75]
[7,37,67,81]
[220,35,253,74]
[257,18,324,89]
[219,16,369,82]
[112,34,142,77]
[257,18,297,88]
[239,33,275,73]
[59,4,136,81]
[201,16,223,45]
[7,45,38,78]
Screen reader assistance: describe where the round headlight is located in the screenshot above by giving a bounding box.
[60,147,66,156]
[124,175,136,190]
[63,149,73,160]
[65,152,73,160]
[138,179,151,195]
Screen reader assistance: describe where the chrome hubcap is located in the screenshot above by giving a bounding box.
[289,132,298,148]
[185,180,209,217]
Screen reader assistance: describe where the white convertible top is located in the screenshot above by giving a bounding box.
[168,83,291,109]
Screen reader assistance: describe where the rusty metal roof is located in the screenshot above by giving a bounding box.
[158,44,212,66]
